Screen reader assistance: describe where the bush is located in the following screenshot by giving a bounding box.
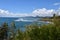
[0,16,60,40]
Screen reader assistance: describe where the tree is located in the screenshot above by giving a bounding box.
[9,21,16,40]
[53,14,56,18]
[0,22,8,40]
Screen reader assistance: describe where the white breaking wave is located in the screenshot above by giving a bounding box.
[14,18,37,22]
[15,19,23,21]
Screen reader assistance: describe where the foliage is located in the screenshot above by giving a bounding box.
[0,16,60,40]
[0,22,8,40]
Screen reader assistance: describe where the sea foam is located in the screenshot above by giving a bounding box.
[14,18,36,22]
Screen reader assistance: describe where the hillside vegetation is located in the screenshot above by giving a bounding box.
[0,15,60,40]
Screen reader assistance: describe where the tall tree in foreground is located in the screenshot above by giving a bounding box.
[9,21,16,40]
[0,22,8,40]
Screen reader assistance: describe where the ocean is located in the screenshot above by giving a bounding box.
[0,17,49,31]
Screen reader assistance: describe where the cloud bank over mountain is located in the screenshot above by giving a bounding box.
[32,8,56,17]
[0,8,60,17]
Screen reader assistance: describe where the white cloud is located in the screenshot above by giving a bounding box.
[0,9,37,17]
[0,9,32,17]
[0,8,60,17]
[54,2,60,6]
[56,8,60,15]
[32,8,55,17]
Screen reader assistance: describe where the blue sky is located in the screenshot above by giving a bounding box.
[0,0,60,17]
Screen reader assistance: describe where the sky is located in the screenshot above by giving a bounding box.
[0,0,60,17]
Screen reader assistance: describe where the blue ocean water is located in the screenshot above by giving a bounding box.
[0,17,48,31]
